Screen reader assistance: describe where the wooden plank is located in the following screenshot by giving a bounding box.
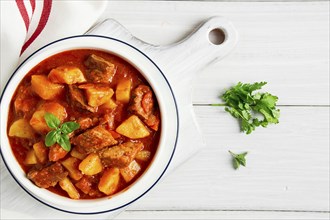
[123,106,329,211]
[115,210,330,220]
[0,2,329,220]
[102,1,329,105]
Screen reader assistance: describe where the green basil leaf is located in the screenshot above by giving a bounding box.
[60,122,80,134]
[44,112,60,129]
[45,130,60,147]
[57,135,71,152]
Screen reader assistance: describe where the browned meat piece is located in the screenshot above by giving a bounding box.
[99,141,143,168]
[27,162,68,188]
[129,85,152,120]
[68,85,97,112]
[129,85,160,130]
[77,117,99,131]
[75,174,105,198]
[88,188,104,198]
[145,113,160,131]
[99,111,115,130]
[49,144,68,162]
[73,125,118,154]
[14,85,38,116]
[77,117,94,130]
[84,54,116,83]
[75,176,93,194]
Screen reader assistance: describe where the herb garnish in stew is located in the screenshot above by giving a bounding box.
[44,112,80,151]
[7,49,161,199]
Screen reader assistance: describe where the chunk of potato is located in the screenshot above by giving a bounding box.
[116,78,132,103]
[85,86,114,107]
[29,110,49,133]
[9,119,34,139]
[135,150,151,162]
[59,177,80,199]
[61,157,83,181]
[25,149,37,165]
[41,102,67,120]
[31,75,64,100]
[30,102,67,133]
[78,153,103,175]
[98,168,120,195]
[70,147,86,160]
[48,66,86,84]
[33,141,48,164]
[120,160,141,182]
[116,115,150,139]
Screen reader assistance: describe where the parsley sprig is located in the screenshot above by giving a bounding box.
[213,82,280,134]
[229,151,248,169]
[44,113,80,151]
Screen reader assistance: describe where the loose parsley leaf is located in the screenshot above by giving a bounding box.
[44,113,80,151]
[229,150,248,169]
[213,82,280,134]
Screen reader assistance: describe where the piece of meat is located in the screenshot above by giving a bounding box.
[99,111,115,130]
[144,113,160,131]
[129,85,153,120]
[76,175,103,198]
[84,54,116,83]
[99,141,143,168]
[88,188,104,198]
[129,85,160,130]
[75,176,93,194]
[49,144,68,162]
[14,85,38,116]
[27,162,68,188]
[73,125,118,154]
[68,85,97,112]
[77,117,94,130]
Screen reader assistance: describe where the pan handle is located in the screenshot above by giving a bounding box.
[151,16,239,76]
[88,16,238,78]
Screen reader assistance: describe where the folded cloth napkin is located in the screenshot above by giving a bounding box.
[0,0,107,91]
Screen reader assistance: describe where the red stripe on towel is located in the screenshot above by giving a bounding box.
[20,0,52,55]
[30,0,36,13]
[15,0,30,31]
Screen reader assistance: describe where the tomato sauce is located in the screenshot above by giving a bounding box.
[7,49,160,199]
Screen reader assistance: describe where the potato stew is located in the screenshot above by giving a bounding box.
[7,49,160,199]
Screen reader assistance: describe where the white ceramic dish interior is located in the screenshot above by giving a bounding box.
[0,36,178,214]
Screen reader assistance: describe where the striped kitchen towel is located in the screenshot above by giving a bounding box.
[0,0,107,91]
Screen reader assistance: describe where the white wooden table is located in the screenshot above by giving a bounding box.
[102,1,330,219]
[1,1,329,219]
